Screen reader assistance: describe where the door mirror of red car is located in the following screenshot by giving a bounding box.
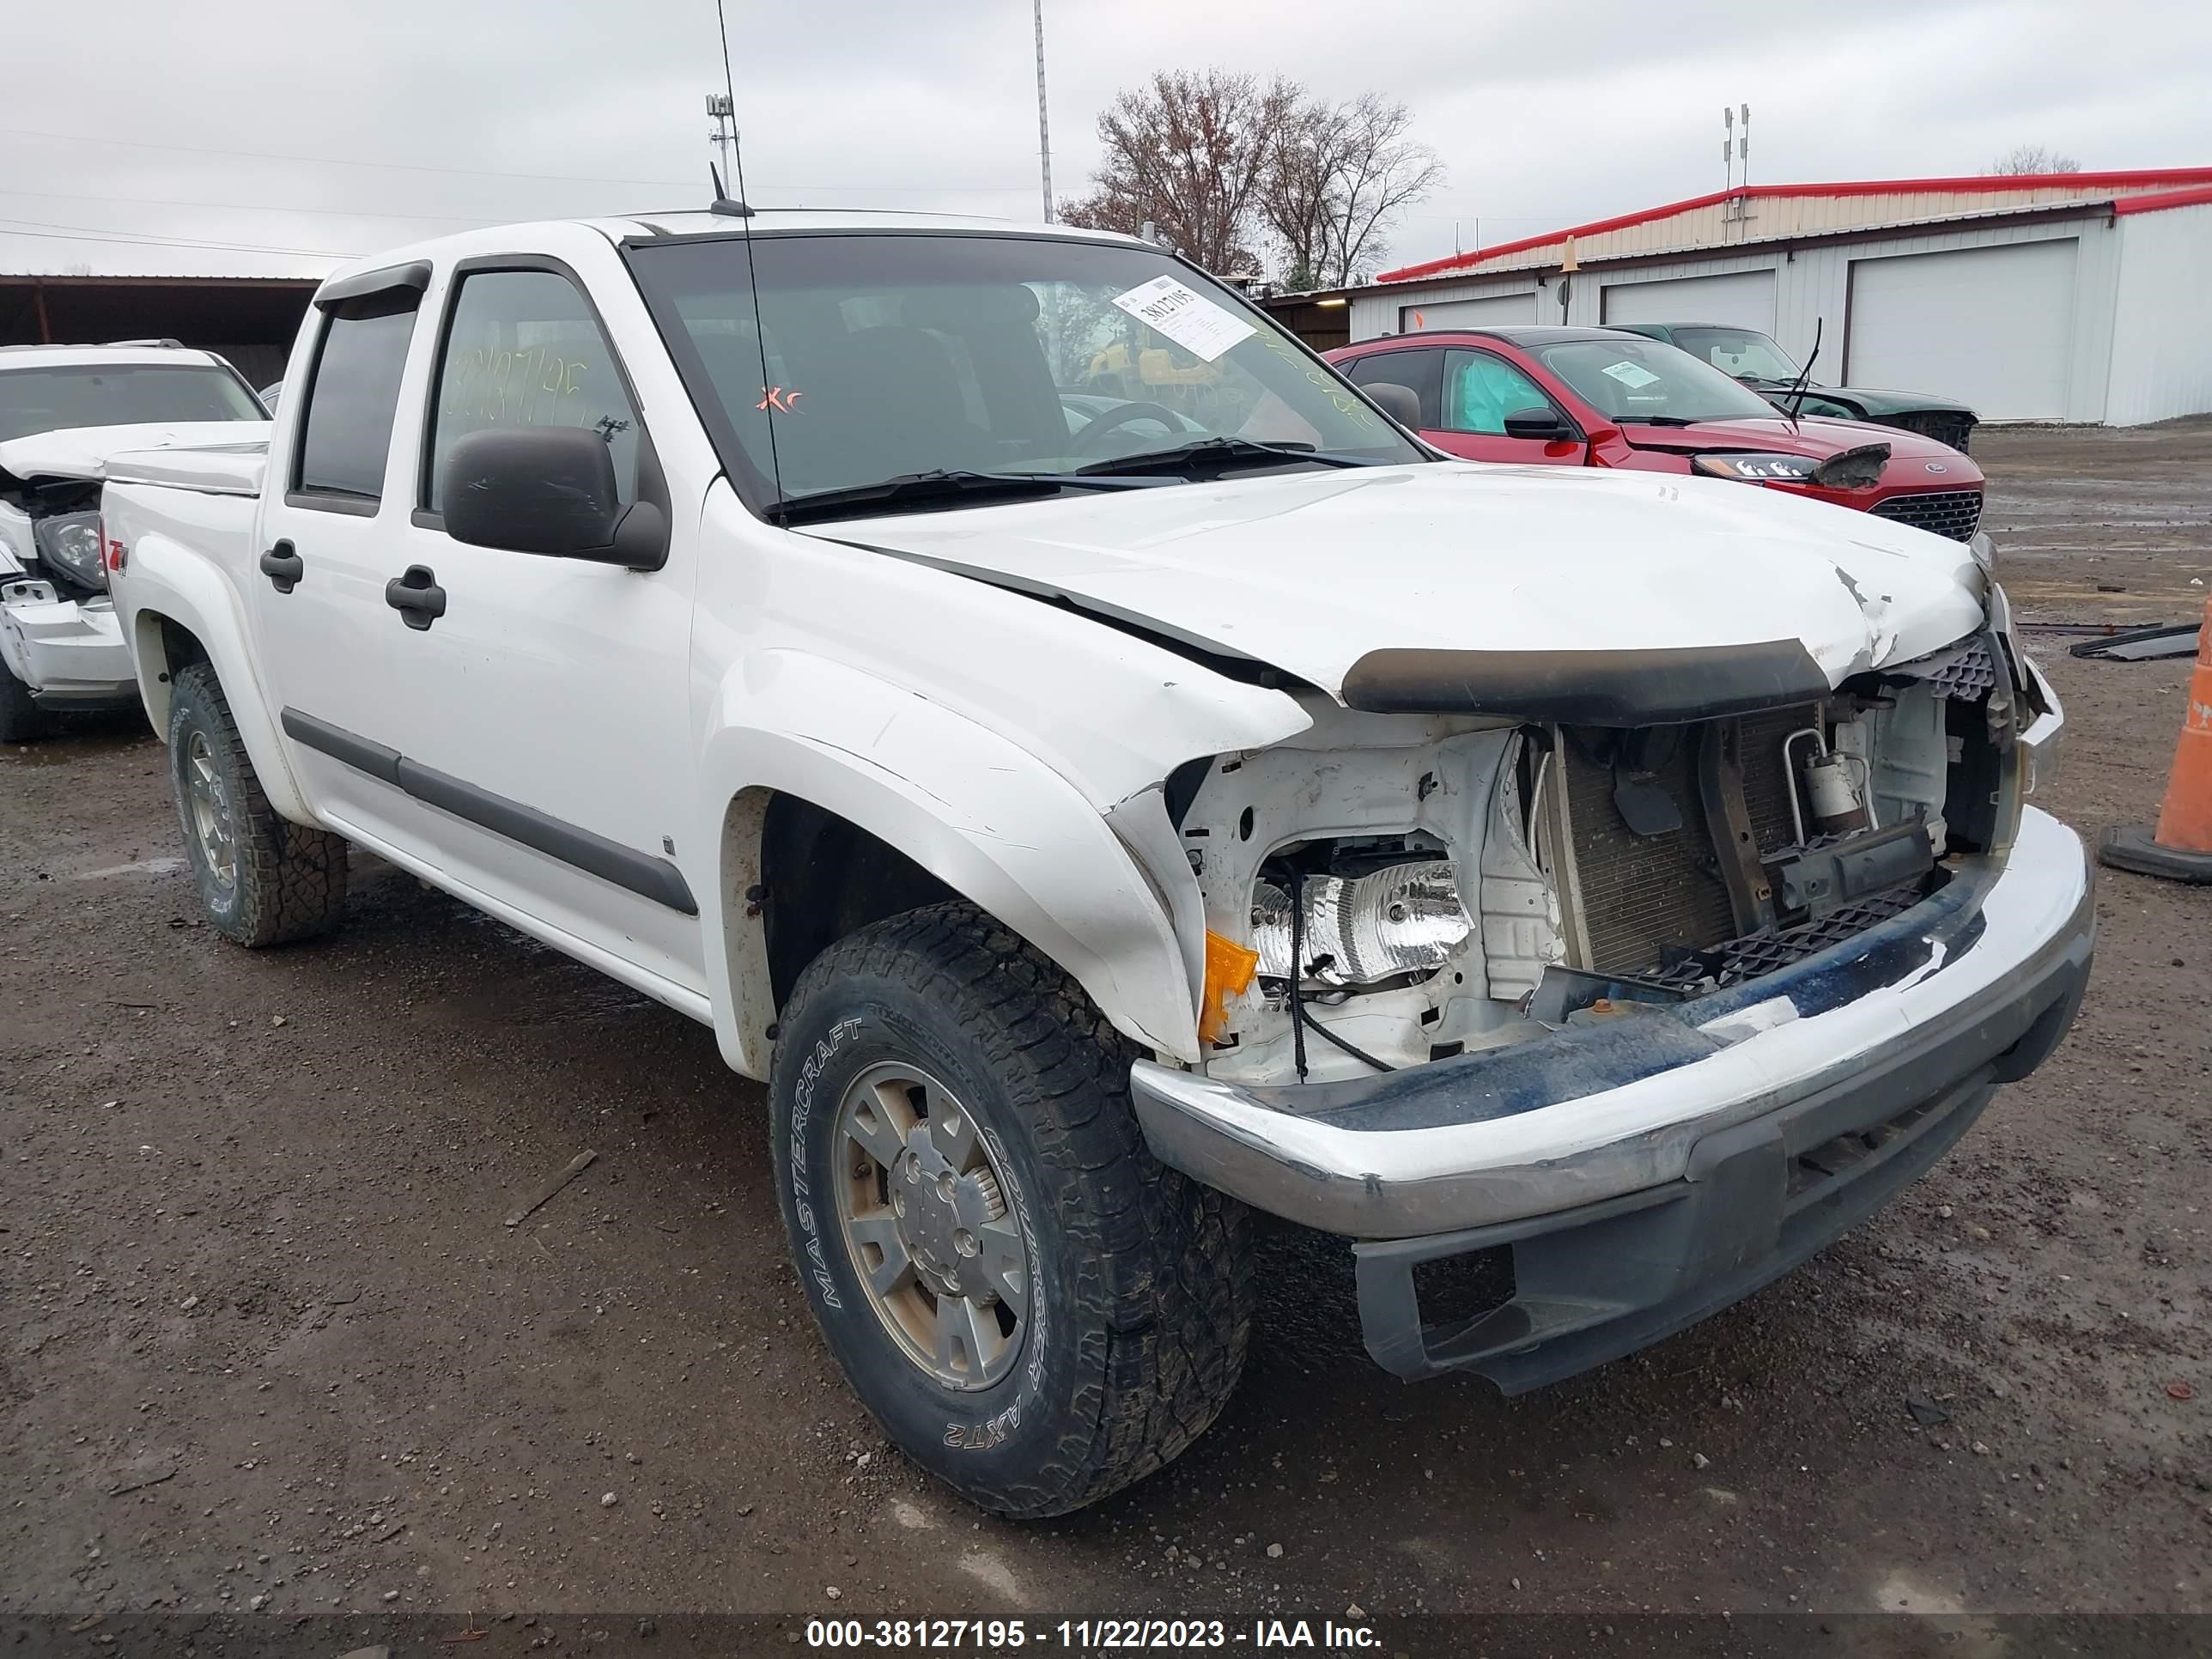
[1362,381,1423,429]
[1502,405,1574,442]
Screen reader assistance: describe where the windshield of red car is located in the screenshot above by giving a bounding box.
[1535,337,1784,424]
[1663,328,1801,383]
[0,364,265,445]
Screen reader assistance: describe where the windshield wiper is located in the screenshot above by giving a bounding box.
[1615,415,1705,427]
[769,469,1133,525]
[1781,318,1824,419]
[1073,436,1362,477]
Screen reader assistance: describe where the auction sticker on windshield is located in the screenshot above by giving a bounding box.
[1600,360,1662,390]
[1111,275,1256,363]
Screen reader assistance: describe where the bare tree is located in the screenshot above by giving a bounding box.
[1987,143,2081,175]
[1060,70,1297,274]
[1307,94,1443,286]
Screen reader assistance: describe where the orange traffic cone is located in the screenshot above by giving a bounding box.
[2100,593,2212,882]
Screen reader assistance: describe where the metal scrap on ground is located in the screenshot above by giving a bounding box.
[502,1150,597,1228]
[2069,623,2202,661]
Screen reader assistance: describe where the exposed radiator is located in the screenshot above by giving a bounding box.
[1558,706,1820,975]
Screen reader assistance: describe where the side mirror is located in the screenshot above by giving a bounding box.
[1362,381,1423,429]
[1502,404,1574,442]
[441,426,666,569]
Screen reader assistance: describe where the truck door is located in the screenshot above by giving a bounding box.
[365,258,705,1002]
[249,265,429,829]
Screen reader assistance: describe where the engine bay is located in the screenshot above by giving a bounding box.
[1176,633,2021,1086]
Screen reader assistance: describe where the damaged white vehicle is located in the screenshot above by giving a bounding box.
[0,343,268,739]
[89,211,2089,1517]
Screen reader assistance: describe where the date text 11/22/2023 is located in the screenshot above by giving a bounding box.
[805,1618,1382,1650]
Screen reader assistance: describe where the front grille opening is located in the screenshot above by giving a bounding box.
[1411,1246,1516,1333]
[1558,703,1943,995]
[1641,880,1930,992]
[1869,489,1983,543]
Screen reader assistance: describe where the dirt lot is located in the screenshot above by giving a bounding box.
[3,423,2209,1655]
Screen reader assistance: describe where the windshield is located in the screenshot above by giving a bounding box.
[626,232,1420,509]
[0,363,265,444]
[1536,337,1784,424]
[1663,327,1801,383]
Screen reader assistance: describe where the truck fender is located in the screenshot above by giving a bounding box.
[696,652,1204,1078]
[122,530,312,824]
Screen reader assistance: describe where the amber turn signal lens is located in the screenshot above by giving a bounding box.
[1198,930,1260,1046]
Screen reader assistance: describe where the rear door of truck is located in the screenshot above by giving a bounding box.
[248,263,429,828]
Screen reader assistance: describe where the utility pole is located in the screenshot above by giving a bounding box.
[706,93,737,196]
[1032,0,1054,221]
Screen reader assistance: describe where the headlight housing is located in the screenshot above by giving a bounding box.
[33,510,105,592]
[1251,859,1474,988]
[1691,452,1820,483]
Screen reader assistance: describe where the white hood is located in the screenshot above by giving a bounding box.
[0,421,271,485]
[805,463,1986,700]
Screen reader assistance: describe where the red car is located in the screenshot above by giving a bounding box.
[1327,326,1984,544]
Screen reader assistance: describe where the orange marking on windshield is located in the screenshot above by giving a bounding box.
[757,386,803,412]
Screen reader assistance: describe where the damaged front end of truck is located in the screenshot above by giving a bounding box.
[1127,599,2083,1385]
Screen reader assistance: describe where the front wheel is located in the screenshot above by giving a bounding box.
[770,902,1253,1518]
[167,661,349,945]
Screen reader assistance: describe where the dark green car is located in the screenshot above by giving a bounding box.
[1614,322,1978,453]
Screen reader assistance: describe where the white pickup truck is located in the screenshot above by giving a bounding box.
[0,342,269,738]
[86,209,2090,1518]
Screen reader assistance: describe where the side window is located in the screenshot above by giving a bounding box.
[1345,349,1444,428]
[1443,350,1555,436]
[294,291,420,504]
[424,270,640,514]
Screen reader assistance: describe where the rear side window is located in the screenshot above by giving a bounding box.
[1343,349,1444,428]
[422,268,639,514]
[294,291,419,504]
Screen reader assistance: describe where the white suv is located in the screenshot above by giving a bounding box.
[0,341,267,738]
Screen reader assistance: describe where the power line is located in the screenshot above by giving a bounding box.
[0,124,1041,198]
[0,216,351,259]
[0,124,698,190]
[0,185,493,227]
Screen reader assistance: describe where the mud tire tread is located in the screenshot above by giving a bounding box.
[774,900,1252,1518]
[167,661,348,947]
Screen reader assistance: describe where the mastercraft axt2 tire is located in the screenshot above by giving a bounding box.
[167,661,349,946]
[771,901,1253,1519]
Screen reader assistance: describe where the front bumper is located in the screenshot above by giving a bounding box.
[1131,805,2092,1382]
[0,580,137,708]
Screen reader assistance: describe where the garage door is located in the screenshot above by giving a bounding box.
[1601,270,1776,330]
[1401,291,1536,331]
[1846,240,2076,421]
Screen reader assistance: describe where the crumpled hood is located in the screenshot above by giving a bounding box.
[805,462,1987,697]
[0,421,271,485]
[1620,415,1984,485]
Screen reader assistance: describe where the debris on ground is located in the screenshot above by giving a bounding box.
[1907,1395,1952,1428]
[503,1150,598,1227]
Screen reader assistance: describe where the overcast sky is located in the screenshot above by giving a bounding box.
[4,0,2209,281]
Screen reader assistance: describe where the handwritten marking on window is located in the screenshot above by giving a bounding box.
[757,386,804,413]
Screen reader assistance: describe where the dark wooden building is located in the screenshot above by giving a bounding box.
[0,273,319,387]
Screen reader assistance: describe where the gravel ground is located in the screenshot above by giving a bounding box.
[3,423,2208,1654]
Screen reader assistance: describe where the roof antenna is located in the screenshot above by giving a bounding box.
[708,0,752,217]
[708,0,781,504]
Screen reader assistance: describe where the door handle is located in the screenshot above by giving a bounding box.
[384,564,447,630]
[258,542,303,593]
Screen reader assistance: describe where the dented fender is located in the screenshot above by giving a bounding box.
[695,650,1216,1078]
